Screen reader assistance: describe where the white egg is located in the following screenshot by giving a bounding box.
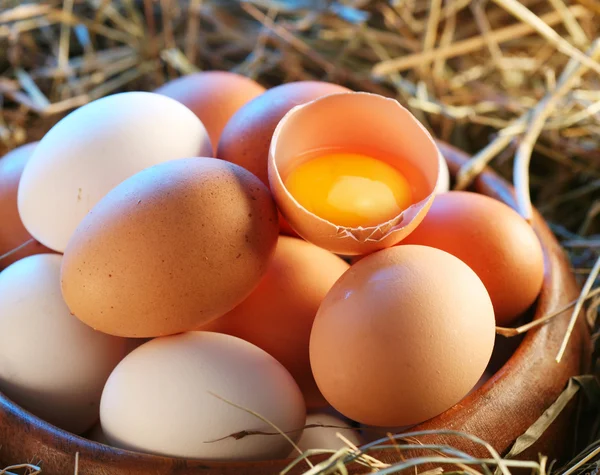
[295,412,360,453]
[0,254,127,433]
[17,92,213,252]
[100,332,306,460]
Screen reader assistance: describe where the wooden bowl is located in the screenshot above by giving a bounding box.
[0,142,589,474]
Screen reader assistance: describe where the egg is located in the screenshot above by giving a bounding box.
[156,71,265,149]
[310,245,495,427]
[61,158,279,338]
[0,254,127,434]
[200,236,349,409]
[217,81,350,186]
[0,142,53,270]
[18,92,213,253]
[295,412,360,453]
[217,81,350,235]
[100,332,306,460]
[268,92,442,255]
[400,191,545,325]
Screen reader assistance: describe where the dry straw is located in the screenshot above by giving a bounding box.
[0,0,599,473]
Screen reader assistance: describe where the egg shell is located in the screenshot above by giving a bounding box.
[155,71,265,149]
[295,412,360,453]
[400,191,545,325]
[61,158,279,338]
[18,92,213,253]
[0,254,127,434]
[200,236,349,409]
[100,332,306,460]
[436,152,450,193]
[0,143,53,270]
[217,81,350,236]
[309,245,495,427]
[268,92,441,255]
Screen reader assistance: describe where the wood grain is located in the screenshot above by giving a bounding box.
[0,142,589,474]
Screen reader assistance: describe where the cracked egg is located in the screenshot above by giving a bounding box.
[268,92,443,255]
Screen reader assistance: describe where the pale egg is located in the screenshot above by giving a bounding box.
[18,92,213,252]
[100,332,306,460]
[0,254,127,434]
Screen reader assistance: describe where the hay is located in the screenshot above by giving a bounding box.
[0,0,598,271]
[1,0,600,473]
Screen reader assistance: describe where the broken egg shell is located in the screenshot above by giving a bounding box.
[436,150,450,193]
[268,92,441,256]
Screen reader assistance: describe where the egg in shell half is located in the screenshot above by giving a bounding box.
[268,92,441,255]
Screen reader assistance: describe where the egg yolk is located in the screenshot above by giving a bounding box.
[284,152,413,228]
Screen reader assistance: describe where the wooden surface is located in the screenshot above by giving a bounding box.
[0,142,589,474]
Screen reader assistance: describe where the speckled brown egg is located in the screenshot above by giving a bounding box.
[0,143,53,270]
[61,158,279,338]
[155,71,265,150]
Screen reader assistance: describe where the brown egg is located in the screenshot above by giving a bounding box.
[217,81,350,185]
[155,71,265,149]
[310,245,495,427]
[0,143,53,270]
[217,81,350,236]
[400,191,545,326]
[61,158,279,338]
[201,236,349,409]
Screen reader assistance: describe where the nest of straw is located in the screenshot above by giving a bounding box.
[1,0,599,473]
